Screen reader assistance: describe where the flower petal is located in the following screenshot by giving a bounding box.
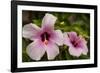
[76,37,88,55]
[51,30,63,46]
[42,13,57,30]
[26,40,45,60]
[68,46,83,57]
[68,32,77,42]
[63,32,73,47]
[82,44,88,55]
[45,41,59,60]
[23,23,40,40]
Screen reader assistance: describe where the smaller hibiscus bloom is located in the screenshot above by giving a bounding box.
[63,32,88,57]
[23,13,63,60]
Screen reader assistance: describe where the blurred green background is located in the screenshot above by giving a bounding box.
[22,11,90,62]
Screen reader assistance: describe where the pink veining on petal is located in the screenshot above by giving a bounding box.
[42,13,57,30]
[67,32,77,42]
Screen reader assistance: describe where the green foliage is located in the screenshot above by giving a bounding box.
[22,11,90,62]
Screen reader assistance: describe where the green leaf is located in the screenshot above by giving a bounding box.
[32,19,41,27]
[22,38,32,62]
[79,55,90,59]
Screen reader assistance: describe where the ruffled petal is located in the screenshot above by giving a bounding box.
[68,46,83,57]
[67,32,77,42]
[23,23,40,40]
[82,44,88,55]
[42,13,57,30]
[45,41,59,60]
[51,30,63,46]
[63,32,73,47]
[26,40,45,60]
[76,36,88,55]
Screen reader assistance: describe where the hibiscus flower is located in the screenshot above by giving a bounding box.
[63,32,88,57]
[23,13,63,60]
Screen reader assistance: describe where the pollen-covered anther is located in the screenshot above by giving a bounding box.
[44,39,48,45]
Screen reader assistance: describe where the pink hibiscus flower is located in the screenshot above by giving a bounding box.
[63,32,88,57]
[23,13,63,60]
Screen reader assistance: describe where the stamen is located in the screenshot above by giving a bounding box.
[44,33,48,45]
[44,39,48,45]
[41,32,50,45]
[74,38,81,47]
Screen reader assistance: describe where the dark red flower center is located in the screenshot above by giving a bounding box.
[41,32,50,45]
[71,39,81,48]
[71,41,78,47]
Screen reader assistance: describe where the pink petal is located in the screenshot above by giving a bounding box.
[68,32,77,42]
[51,30,63,46]
[42,13,57,30]
[23,23,40,40]
[45,41,59,60]
[63,32,73,47]
[68,46,83,57]
[76,37,88,55]
[82,44,88,55]
[79,35,87,44]
[26,40,45,60]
